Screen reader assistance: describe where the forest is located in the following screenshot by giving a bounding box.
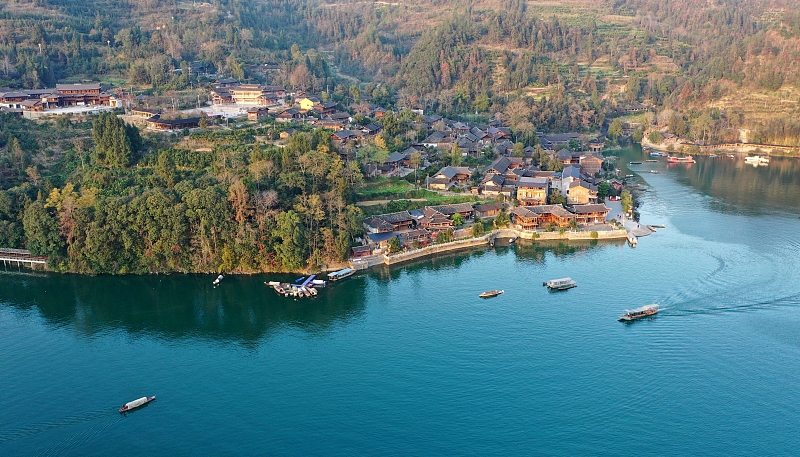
[0,112,364,273]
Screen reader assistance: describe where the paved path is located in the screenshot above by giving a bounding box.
[604,200,653,236]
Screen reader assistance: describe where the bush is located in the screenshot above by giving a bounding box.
[590,231,599,239]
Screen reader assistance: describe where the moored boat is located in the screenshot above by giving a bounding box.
[666,155,695,163]
[479,290,504,298]
[119,396,156,413]
[328,267,355,281]
[619,304,660,321]
[629,161,642,164]
[543,277,577,290]
[744,155,770,164]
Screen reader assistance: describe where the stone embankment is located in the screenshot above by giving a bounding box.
[359,227,628,268]
[641,137,800,156]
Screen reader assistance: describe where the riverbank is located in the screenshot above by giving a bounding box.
[641,136,800,157]
[360,226,628,269]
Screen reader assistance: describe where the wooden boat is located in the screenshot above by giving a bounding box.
[479,290,504,298]
[619,304,660,321]
[543,277,577,290]
[119,396,156,413]
[328,268,355,281]
[666,155,695,163]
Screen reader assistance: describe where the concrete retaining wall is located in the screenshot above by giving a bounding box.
[370,226,627,269]
[383,235,491,266]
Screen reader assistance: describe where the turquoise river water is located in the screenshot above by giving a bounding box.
[2,148,800,456]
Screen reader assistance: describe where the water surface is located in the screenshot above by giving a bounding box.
[2,152,800,456]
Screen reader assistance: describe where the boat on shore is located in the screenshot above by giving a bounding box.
[328,267,355,281]
[666,155,695,163]
[619,304,660,321]
[120,396,156,413]
[479,290,504,298]
[543,277,577,290]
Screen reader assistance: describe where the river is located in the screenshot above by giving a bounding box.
[2,149,800,456]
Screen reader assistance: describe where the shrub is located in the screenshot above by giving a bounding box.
[590,231,599,239]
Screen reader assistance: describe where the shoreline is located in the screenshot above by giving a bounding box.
[356,227,628,270]
[640,137,800,157]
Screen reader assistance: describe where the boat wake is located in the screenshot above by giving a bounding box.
[0,408,121,456]
[31,413,122,457]
[0,408,110,444]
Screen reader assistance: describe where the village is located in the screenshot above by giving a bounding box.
[1,78,640,272]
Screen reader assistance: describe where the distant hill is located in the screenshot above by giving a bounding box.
[2,0,799,144]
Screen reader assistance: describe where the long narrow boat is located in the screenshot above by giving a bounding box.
[543,277,577,290]
[119,396,156,413]
[666,155,695,163]
[619,304,660,321]
[479,290,504,298]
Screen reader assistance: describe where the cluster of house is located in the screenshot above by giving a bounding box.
[422,133,613,208]
[356,199,611,256]
[0,83,126,114]
[210,79,287,107]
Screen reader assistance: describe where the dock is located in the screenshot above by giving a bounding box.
[0,248,48,269]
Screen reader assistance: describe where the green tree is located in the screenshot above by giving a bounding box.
[608,118,623,142]
[92,112,140,167]
[275,210,305,270]
[472,217,485,237]
[22,200,64,260]
[387,236,402,253]
[597,182,611,201]
[548,189,566,205]
[156,152,177,188]
[494,210,510,228]
[452,212,464,226]
[512,142,525,158]
[451,143,462,166]
[648,131,664,143]
[621,189,633,214]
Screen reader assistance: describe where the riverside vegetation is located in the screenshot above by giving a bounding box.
[0,112,365,273]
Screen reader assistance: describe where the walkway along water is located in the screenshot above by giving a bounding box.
[374,227,628,267]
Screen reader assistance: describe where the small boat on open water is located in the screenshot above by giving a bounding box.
[479,290,504,298]
[629,161,642,165]
[119,396,156,413]
[212,274,224,286]
[619,304,660,321]
[543,278,577,290]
